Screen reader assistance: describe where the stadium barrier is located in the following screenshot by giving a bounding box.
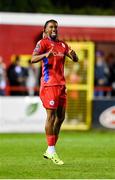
[0,86,114,133]
[93,99,115,129]
[0,96,46,133]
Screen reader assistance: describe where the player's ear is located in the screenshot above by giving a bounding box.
[45,27,49,34]
[45,30,48,34]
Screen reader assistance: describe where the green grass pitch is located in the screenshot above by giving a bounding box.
[0,130,115,179]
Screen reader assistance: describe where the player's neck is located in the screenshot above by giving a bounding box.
[48,36,58,42]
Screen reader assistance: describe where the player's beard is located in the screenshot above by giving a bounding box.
[50,35,56,40]
[50,32,57,40]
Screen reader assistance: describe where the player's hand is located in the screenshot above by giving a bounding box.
[67,47,79,62]
[69,49,78,62]
[45,47,54,58]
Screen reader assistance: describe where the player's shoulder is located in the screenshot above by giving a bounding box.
[37,38,46,44]
[36,38,49,48]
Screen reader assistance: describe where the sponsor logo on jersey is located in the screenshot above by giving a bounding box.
[99,106,115,129]
[49,100,55,106]
[53,51,64,57]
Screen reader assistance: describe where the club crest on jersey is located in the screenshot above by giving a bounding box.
[51,43,54,47]
[62,43,65,48]
[49,100,55,106]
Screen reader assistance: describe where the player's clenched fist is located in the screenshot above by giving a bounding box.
[68,48,79,62]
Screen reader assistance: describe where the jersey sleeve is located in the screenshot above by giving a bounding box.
[33,39,46,54]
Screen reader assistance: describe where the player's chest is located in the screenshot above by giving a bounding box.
[46,42,66,57]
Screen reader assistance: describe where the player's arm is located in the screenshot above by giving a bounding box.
[31,52,46,63]
[66,49,79,62]
[31,47,53,64]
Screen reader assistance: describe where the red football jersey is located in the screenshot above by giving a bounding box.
[33,37,69,86]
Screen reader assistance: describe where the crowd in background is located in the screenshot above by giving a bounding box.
[0,55,41,96]
[0,51,115,97]
[94,51,115,97]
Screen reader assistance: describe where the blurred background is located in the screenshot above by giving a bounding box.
[0,0,115,132]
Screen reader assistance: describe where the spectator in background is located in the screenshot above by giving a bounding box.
[94,50,110,97]
[7,56,28,96]
[106,53,115,96]
[0,56,7,95]
[26,59,38,96]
